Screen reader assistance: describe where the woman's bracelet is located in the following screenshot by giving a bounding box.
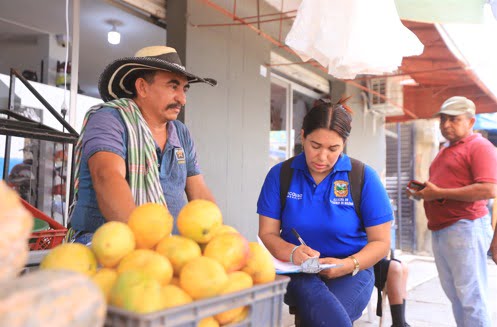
[289,245,300,264]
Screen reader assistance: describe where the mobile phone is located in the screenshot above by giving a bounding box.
[408,180,425,191]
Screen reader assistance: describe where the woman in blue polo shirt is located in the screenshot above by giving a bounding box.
[257,99,392,327]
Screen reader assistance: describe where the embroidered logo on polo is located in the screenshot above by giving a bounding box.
[174,148,186,164]
[334,180,349,197]
[286,191,303,200]
[331,180,353,206]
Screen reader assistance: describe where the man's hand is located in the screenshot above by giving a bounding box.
[318,257,354,279]
[416,181,443,202]
[490,231,497,265]
[415,181,496,203]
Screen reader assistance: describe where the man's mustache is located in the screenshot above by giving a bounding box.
[167,103,183,110]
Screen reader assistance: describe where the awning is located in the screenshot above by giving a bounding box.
[198,1,497,122]
[387,21,497,123]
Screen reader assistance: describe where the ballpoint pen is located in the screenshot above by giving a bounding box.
[291,228,307,247]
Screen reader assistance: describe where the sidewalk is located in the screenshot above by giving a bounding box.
[282,254,497,327]
[355,254,497,327]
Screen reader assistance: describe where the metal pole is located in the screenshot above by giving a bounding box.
[396,122,403,249]
[64,0,80,227]
[2,70,16,180]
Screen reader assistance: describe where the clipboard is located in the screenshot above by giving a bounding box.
[256,236,342,274]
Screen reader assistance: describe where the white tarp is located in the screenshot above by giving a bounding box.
[285,0,424,79]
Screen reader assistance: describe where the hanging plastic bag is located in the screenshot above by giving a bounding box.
[285,0,424,79]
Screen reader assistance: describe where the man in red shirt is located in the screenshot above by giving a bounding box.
[413,96,497,326]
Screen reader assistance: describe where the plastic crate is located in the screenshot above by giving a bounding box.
[105,275,290,327]
[21,199,67,250]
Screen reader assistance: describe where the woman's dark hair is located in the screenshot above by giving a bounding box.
[125,70,157,98]
[302,97,353,141]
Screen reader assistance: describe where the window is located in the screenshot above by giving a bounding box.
[269,74,323,167]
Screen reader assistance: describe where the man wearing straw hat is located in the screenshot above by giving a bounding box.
[412,96,497,326]
[67,46,217,244]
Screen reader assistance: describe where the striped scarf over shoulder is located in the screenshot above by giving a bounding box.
[72,98,167,209]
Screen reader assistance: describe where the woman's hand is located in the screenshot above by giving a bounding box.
[291,245,320,265]
[318,257,354,279]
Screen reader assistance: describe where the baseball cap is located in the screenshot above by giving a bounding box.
[434,96,476,116]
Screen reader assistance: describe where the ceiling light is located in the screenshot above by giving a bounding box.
[108,25,120,45]
[106,19,123,45]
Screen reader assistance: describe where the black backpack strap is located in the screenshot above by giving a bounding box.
[348,157,365,220]
[280,157,296,213]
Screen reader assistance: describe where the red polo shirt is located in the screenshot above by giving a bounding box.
[424,133,497,230]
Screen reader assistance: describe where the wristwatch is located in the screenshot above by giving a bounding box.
[349,255,360,276]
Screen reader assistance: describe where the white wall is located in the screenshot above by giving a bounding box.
[0,34,49,80]
[345,84,387,178]
[185,1,271,240]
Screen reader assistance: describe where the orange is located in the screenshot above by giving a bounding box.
[242,242,276,284]
[214,271,253,325]
[212,224,239,237]
[91,221,135,268]
[197,317,219,327]
[91,268,118,302]
[161,284,192,308]
[110,271,164,313]
[177,200,223,244]
[128,203,173,249]
[180,256,228,300]
[204,233,249,272]
[117,249,173,285]
[155,235,202,276]
[40,243,97,276]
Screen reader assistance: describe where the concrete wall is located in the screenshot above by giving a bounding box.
[0,33,68,86]
[0,34,49,81]
[413,119,440,254]
[345,84,387,178]
[184,0,271,240]
[173,0,387,240]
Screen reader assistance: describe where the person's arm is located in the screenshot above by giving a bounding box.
[88,152,135,222]
[491,228,497,265]
[416,181,497,202]
[185,174,216,203]
[319,221,391,279]
[258,215,319,263]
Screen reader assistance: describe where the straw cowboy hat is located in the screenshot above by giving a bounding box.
[98,45,217,101]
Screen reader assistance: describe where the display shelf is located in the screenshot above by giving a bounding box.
[1,68,79,225]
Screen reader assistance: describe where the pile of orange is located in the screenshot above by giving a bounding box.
[40,199,276,326]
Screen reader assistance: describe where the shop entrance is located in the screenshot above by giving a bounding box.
[269,74,322,167]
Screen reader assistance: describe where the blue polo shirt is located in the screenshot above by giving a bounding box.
[70,107,200,233]
[257,153,392,258]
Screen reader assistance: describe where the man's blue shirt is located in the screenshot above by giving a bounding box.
[257,153,393,258]
[70,107,200,233]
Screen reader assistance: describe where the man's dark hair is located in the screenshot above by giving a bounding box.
[124,70,158,98]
